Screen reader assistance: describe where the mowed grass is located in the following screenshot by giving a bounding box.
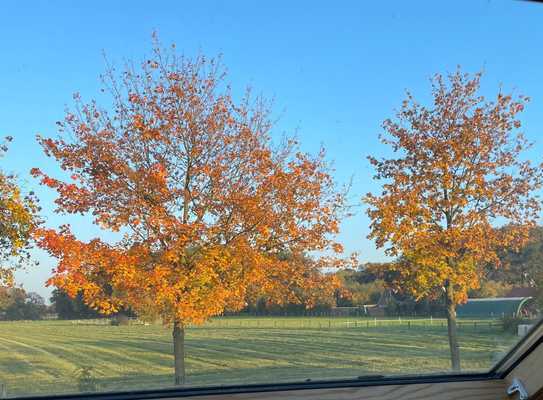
[0,317,518,397]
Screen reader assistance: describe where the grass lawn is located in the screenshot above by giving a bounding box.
[0,317,518,397]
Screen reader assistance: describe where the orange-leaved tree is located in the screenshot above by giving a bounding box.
[0,136,40,287]
[32,44,348,384]
[365,69,543,371]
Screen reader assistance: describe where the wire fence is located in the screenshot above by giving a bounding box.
[192,317,504,331]
[58,316,505,331]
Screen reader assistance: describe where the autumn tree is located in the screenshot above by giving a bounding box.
[334,268,385,307]
[33,43,348,385]
[489,226,543,307]
[468,280,512,299]
[365,69,542,371]
[492,226,543,285]
[0,136,40,288]
[244,252,343,315]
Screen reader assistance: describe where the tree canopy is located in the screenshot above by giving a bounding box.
[0,136,40,287]
[366,70,542,303]
[365,69,542,370]
[33,42,349,384]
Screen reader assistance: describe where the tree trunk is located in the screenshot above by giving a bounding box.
[172,321,186,385]
[445,282,461,371]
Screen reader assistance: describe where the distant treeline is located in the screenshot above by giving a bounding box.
[0,287,47,320]
[2,227,542,321]
[235,266,448,317]
[0,288,133,321]
[49,289,103,319]
[236,226,543,317]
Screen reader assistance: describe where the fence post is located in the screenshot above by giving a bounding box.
[1,383,6,398]
[408,321,411,329]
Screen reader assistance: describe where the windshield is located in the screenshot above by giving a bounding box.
[0,0,542,397]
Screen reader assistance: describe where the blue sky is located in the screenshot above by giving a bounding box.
[1,0,542,298]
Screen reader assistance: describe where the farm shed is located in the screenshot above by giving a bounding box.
[456,297,534,318]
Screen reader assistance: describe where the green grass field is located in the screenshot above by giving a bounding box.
[0,317,518,397]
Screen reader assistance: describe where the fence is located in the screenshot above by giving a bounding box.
[41,315,506,332]
[186,316,504,331]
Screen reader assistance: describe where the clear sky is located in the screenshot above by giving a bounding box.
[1,0,542,298]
